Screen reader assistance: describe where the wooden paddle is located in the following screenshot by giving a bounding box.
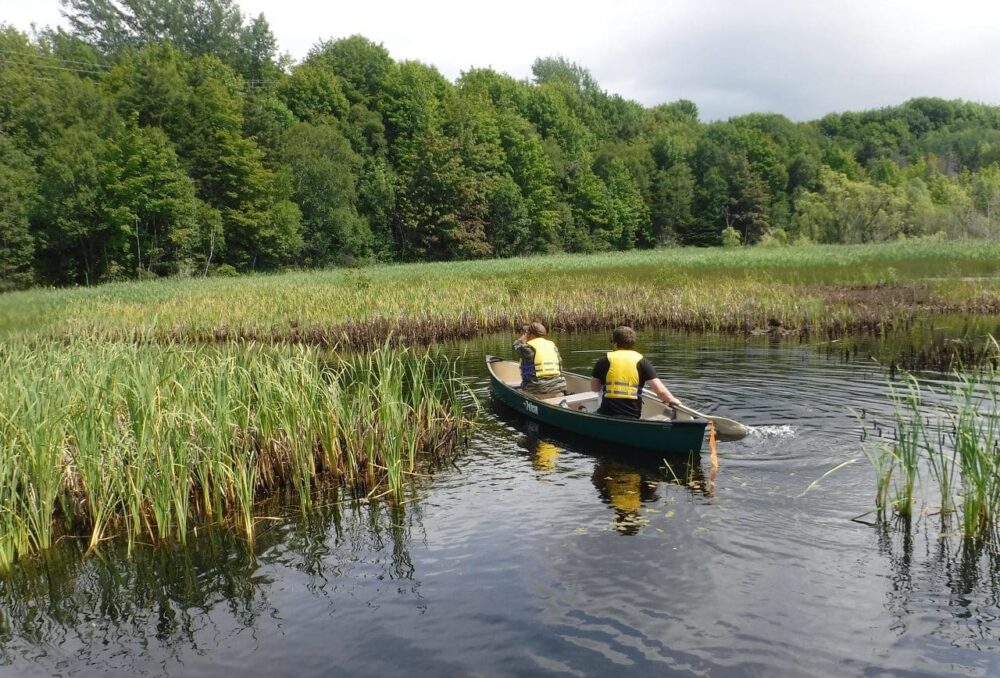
[674,402,750,440]
[643,389,750,440]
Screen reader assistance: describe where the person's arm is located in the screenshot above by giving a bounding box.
[513,333,535,361]
[590,377,602,393]
[638,359,680,406]
[646,378,681,406]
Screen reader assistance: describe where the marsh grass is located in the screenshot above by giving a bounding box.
[2,241,999,348]
[945,369,1000,539]
[0,339,470,568]
[863,338,1000,543]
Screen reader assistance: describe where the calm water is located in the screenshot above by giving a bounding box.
[2,331,999,677]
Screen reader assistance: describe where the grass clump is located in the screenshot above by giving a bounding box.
[863,337,1000,544]
[0,339,470,568]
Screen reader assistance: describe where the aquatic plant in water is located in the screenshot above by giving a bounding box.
[863,337,1000,543]
[0,339,472,568]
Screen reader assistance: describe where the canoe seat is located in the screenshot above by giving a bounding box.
[557,391,600,413]
[561,391,599,404]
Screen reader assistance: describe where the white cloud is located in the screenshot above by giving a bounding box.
[3,0,999,120]
[0,0,63,35]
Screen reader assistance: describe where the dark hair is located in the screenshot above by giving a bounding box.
[526,321,547,337]
[612,325,636,349]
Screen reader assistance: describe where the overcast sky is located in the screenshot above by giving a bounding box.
[3,0,999,121]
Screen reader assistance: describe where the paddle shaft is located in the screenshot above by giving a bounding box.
[643,390,750,440]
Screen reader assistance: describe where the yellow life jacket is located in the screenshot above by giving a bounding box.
[603,349,643,399]
[521,337,562,379]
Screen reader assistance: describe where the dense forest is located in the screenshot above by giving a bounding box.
[2,0,1000,289]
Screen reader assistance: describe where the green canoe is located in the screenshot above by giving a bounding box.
[487,356,708,455]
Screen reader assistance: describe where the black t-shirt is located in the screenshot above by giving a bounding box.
[591,353,658,419]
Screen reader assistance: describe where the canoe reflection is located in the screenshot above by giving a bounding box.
[515,432,708,535]
[498,391,711,536]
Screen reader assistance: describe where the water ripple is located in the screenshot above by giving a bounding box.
[3,330,999,677]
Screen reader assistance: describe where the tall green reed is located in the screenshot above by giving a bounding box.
[891,376,923,518]
[864,337,1000,543]
[947,369,1000,540]
[0,339,470,568]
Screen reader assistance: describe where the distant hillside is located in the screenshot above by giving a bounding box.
[1,0,999,289]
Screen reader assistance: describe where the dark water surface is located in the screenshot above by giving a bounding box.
[2,331,999,677]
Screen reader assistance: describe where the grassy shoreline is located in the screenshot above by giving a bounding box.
[2,241,999,346]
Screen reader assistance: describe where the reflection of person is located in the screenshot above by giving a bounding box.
[513,321,567,395]
[589,326,681,419]
[531,440,560,472]
[592,460,659,535]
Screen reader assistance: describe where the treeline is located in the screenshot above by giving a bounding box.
[2,0,1000,289]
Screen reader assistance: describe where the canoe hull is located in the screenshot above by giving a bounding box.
[487,357,707,455]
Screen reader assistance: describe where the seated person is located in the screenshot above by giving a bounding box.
[590,326,681,419]
[513,321,567,395]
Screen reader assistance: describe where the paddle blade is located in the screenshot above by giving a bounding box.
[647,391,751,441]
[708,416,750,441]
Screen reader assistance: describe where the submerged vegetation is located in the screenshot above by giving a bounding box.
[0,339,469,568]
[862,338,1000,544]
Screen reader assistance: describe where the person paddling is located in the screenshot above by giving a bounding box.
[590,326,681,418]
[513,321,567,395]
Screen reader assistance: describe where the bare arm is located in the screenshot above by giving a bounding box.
[590,377,602,393]
[646,378,681,406]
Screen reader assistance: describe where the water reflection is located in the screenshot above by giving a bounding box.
[0,529,270,670]
[506,398,711,537]
[4,330,1000,677]
[813,315,1000,372]
[517,430,664,534]
[875,517,1000,638]
[529,439,560,473]
[0,493,419,675]
[591,460,659,535]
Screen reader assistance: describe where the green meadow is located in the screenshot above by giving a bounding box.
[3,240,999,344]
